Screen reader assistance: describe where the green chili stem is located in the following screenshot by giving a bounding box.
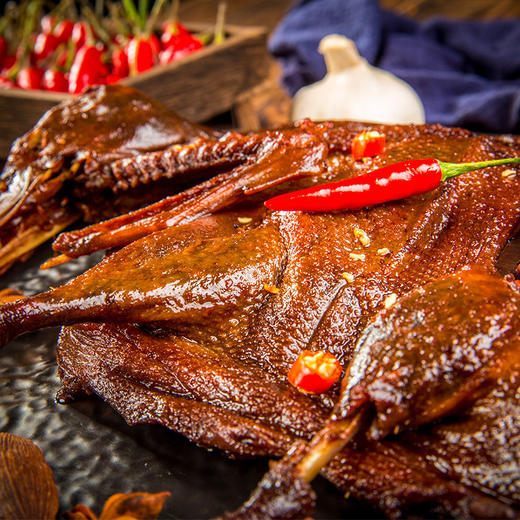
[440,158,520,182]
[122,0,143,34]
[213,2,226,45]
[145,0,167,36]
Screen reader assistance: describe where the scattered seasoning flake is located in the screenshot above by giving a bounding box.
[353,228,370,247]
[384,293,398,309]
[349,252,366,261]
[237,217,253,224]
[377,247,391,256]
[70,162,81,173]
[342,272,355,283]
[502,169,516,178]
[264,283,280,294]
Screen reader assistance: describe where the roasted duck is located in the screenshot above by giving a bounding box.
[0,84,219,275]
[0,89,519,518]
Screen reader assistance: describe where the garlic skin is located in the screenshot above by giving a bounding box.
[292,34,425,125]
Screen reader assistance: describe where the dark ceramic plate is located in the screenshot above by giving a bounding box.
[0,242,381,519]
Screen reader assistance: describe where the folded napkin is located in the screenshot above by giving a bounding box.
[269,0,520,133]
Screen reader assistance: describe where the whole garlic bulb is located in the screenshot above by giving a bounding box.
[292,34,425,124]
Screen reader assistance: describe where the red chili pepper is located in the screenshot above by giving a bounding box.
[72,22,89,50]
[351,130,386,161]
[1,54,15,73]
[40,14,56,34]
[53,20,74,44]
[160,21,189,49]
[0,37,6,68]
[111,48,129,77]
[161,20,189,37]
[287,350,342,394]
[106,73,123,84]
[149,34,161,55]
[159,35,203,65]
[68,45,103,94]
[127,37,155,75]
[33,32,59,62]
[42,69,68,92]
[17,67,42,89]
[0,76,15,89]
[265,157,520,212]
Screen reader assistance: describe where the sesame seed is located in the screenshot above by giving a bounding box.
[342,272,355,283]
[502,169,516,178]
[353,228,370,247]
[384,293,398,309]
[237,217,253,224]
[263,283,280,294]
[377,247,391,256]
[349,252,366,261]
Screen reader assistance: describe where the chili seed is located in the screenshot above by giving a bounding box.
[349,252,366,261]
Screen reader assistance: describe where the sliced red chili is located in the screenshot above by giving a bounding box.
[265,157,520,212]
[351,130,385,161]
[287,350,342,394]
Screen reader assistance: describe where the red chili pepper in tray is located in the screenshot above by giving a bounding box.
[40,14,56,35]
[42,69,68,92]
[17,67,42,89]
[265,157,520,212]
[68,45,103,94]
[111,48,129,78]
[127,36,155,74]
[0,37,7,68]
[71,21,89,50]
[159,35,202,65]
[0,76,15,89]
[161,21,190,49]
[287,350,342,394]
[53,20,74,45]
[33,32,59,62]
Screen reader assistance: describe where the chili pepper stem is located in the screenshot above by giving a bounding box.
[213,2,227,45]
[440,158,520,181]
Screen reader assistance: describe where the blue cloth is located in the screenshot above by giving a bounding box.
[269,0,520,133]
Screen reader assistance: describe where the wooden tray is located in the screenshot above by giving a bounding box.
[0,23,269,157]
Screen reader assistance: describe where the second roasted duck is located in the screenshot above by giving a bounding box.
[0,105,519,518]
[0,84,220,274]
